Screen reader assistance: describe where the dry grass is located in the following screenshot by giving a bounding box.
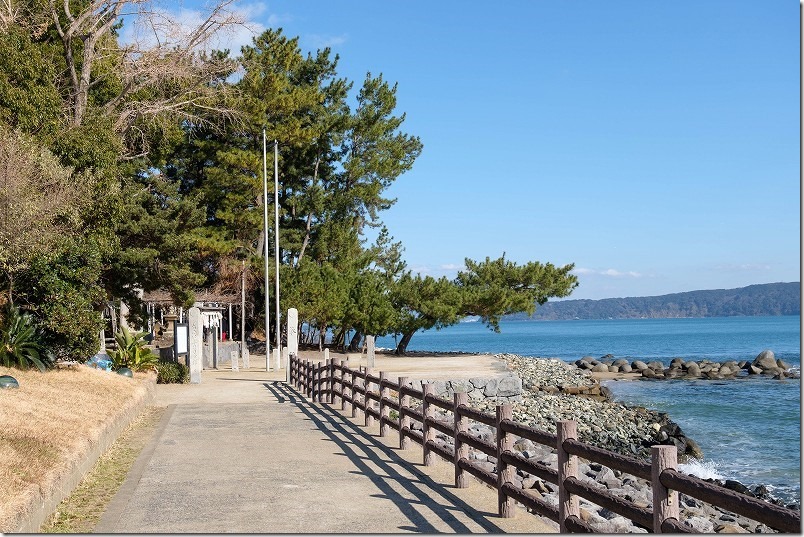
[0,365,154,532]
[39,406,165,533]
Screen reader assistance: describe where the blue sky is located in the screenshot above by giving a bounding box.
[182,0,799,300]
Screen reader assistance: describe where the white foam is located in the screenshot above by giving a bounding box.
[679,459,725,481]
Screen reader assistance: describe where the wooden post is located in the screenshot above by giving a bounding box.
[454,392,469,488]
[340,360,348,411]
[652,445,680,533]
[327,357,333,404]
[379,372,389,437]
[351,367,358,418]
[497,404,515,517]
[399,376,410,450]
[317,361,324,402]
[365,367,374,427]
[557,420,580,532]
[422,383,435,466]
[306,360,312,398]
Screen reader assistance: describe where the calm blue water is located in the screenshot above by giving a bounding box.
[375,316,801,504]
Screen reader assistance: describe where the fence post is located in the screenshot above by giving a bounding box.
[302,359,310,397]
[454,392,469,488]
[399,376,410,450]
[557,420,580,532]
[497,403,515,517]
[289,355,294,386]
[351,367,358,418]
[365,367,374,427]
[422,383,435,466]
[308,360,314,399]
[652,445,680,533]
[379,372,389,437]
[340,360,347,411]
[316,361,323,403]
[327,356,334,404]
[311,360,317,401]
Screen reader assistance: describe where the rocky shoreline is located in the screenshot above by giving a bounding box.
[416,353,796,533]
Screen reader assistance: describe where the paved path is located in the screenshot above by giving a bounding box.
[96,365,557,533]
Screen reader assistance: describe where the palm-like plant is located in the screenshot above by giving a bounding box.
[0,306,52,372]
[109,325,158,372]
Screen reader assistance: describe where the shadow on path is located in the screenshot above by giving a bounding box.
[263,381,508,533]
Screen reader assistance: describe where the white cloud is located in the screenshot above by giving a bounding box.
[574,267,642,278]
[439,263,461,270]
[305,33,348,50]
[714,263,773,272]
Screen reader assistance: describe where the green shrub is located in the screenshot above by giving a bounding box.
[109,326,158,372]
[155,362,189,384]
[0,305,53,371]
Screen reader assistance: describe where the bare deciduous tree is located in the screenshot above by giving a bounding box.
[49,0,249,154]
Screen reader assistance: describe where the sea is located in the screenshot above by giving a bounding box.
[374,315,801,505]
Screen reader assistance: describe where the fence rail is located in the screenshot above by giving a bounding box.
[289,355,800,534]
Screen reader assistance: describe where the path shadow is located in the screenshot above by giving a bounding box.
[263,381,511,533]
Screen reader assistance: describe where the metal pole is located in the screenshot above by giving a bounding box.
[273,141,281,369]
[262,128,271,371]
[241,259,246,353]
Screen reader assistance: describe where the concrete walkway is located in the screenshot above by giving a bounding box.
[96,364,557,533]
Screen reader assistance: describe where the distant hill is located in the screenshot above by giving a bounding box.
[511,282,801,320]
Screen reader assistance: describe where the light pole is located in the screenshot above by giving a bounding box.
[262,128,271,371]
[273,140,281,372]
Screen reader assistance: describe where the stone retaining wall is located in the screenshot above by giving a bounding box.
[404,374,523,403]
[11,375,156,533]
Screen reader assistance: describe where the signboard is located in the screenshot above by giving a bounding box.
[174,321,189,360]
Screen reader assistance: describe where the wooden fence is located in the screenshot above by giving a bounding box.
[289,355,801,533]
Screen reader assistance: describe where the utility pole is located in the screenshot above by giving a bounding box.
[273,140,281,370]
[262,127,271,371]
[241,260,246,347]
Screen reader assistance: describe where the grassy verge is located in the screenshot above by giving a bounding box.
[0,365,154,532]
[40,405,165,533]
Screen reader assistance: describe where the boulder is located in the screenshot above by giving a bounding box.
[619,363,632,373]
[591,363,609,373]
[497,375,522,397]
[647,361,664,371]
[715,523,749,533]
[632,360,648,371]
[752,350,776,370]
[607,365,619,373]
[777,359,791,370]
[685,362,701,377]
[747,365,762,375]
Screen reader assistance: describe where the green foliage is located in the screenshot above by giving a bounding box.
[0,305,53,372]
[109,326,158,372]
[457,254,578,332]
[15,239,106,361]
[155,362,190,384]
[0,27,62,135]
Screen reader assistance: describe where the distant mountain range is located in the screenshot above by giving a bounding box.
[510,282,801,320]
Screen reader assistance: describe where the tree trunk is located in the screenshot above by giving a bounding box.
[348,331,362,352]
[395,331,415,355]
[318,325,327,352]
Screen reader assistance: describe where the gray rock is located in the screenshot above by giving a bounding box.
[482,378,499,397]
[497,375,522,397]
[632,360,648,370]
[591,363,610,373]
[776,359,791,370]
[752,350,776,370]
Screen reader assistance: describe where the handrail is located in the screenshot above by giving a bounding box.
[288,354,801,534]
